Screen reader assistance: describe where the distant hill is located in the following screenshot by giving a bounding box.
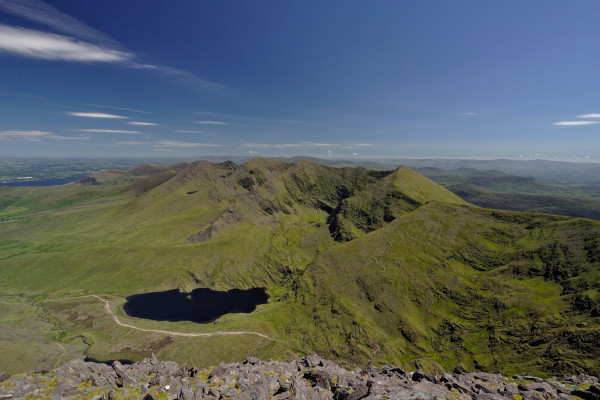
[77,162,190,186]
[0,158,599,376]
[415,168,600,220]
[390,158,600,186]
[449,184,600,221]
[416,168,552,194]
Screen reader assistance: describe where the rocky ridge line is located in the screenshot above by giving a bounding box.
[1,355,599,400]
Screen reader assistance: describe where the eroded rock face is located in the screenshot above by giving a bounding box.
[0,355,599,400]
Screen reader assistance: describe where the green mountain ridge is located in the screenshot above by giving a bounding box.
[0,158,599,376]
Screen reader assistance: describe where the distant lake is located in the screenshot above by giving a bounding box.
[0,176,85,187]
[84,357,133,365]
[122,288,269,323]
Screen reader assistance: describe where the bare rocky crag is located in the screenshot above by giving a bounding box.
[1,356,599,400]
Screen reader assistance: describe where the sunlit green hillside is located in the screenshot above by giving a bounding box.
[0,159,599,376]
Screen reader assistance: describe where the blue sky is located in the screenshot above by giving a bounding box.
[1,0,600,160]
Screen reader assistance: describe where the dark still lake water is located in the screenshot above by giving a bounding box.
[0,176,85,187]
[122,288,269,323]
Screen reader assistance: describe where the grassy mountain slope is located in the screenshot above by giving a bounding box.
[285,204,600,375]
[0,158,599,376]
[0,159,392,293]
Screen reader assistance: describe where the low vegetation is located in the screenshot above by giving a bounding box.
[0,158,599,377]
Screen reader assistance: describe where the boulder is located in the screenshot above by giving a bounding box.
[412,370,433,382]
[301,355,324,368]
[519,382,558,397]
[112,361,136,387]
[208,362,228,379]
[244,357,261,365]
[304,369,333,391]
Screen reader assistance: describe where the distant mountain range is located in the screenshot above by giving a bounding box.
[274,156,600,186]
[275,157,600,220]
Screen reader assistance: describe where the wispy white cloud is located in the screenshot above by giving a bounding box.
[155,140,224,147]
[156,66,226,91]
[1,93,150,114]
[122,63,227,91]
[242,142,371,149]
[70,129,141,134]
[196,120,231,125]
[174,129,219,136]
[154,148,174,152]
[67,112,128,119]
[0,130,88,140]
[577,114,600,119]
[0,0,225,90]
[0,130,47,141]
[114,141,147,145]
[49,135,89,140]
[0,130,52,139]
[554,121,599,126]
[242,142,333,148]
[127,121,157,126]
[243,143,301,148]
[0,24,133,62]
[303,142,333,147]
[0,0,118,46]
[197,111,304,125]
[79,103,148,114]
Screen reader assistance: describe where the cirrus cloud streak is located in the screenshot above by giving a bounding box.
[67,112,128,119]
[0,24,133,62]
[127,121,157,126]
[196,121,230,125]
[243,142,334,148]
[0,130,88,141]
[69,129,141,134]
[155,140,224,147]
[577,114,600,119]
[0,0,118,46]
[553,121,599,126]
[114,141,147,145]
[0,0,225,91]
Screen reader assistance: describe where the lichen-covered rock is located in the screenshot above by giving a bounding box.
[0,355,599,400]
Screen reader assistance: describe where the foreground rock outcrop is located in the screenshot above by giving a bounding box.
[1,355,599,400]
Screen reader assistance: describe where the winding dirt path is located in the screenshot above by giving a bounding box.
[37,295,273,341]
